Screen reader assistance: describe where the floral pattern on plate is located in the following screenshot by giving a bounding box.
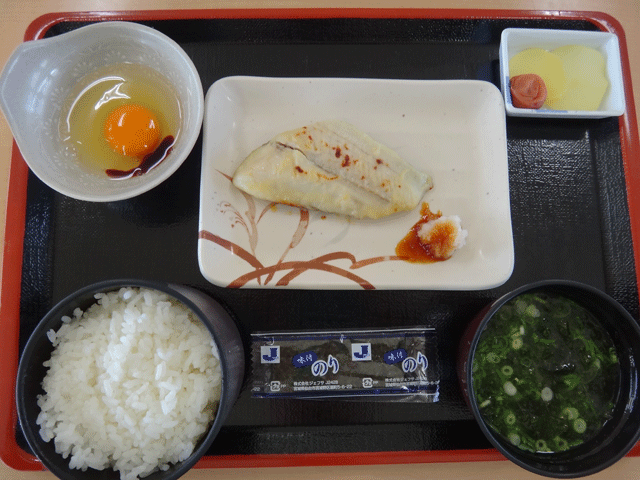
[198,76,514,289]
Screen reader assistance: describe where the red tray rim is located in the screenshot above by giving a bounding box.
[1,7,639,472]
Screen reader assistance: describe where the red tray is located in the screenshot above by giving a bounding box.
[2,8,640,472]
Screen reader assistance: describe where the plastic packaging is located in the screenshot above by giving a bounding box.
[251,327,439,402]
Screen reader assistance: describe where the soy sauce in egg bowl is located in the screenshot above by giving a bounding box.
[0,21,204,201]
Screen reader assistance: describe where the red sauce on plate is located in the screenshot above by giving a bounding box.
[396,203,454,263]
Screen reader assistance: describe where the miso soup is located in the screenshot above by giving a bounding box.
[472,292,620,453]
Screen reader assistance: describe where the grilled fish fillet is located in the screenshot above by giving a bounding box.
[231,120,433,219]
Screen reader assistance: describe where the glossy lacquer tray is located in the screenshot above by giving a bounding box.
[2,8,640,471]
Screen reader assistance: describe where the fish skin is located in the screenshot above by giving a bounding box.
[232,120,433,219]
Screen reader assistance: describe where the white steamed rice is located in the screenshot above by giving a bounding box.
[36,287,222,480]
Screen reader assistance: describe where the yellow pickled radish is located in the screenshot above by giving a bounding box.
[551,45,609,111]
[509,48,568,105]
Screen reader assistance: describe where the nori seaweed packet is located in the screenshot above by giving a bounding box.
[250,327,440,402]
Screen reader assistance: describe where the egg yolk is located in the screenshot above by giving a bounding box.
[104,104,161,157]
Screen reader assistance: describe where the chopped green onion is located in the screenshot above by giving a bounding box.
[553,436,569,451]
[505,412,516,425]
[526,305,541,317]
[501,365,513,376]
[480,399,491,408]
[508,433,521,446]
[486,352,500,363]
[504,381,517,396]
[573,418,587,434]
[535,439,549,452]
[512,337,523,350]
[540,387,553,402]
[563,407,580,420]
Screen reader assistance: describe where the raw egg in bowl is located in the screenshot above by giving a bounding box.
[0,21,204,201]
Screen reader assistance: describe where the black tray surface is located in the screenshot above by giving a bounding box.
[16,16,638,457]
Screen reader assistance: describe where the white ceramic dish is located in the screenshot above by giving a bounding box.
[499,28,625,119]
[0,21,204,202]
[198,76,514,290]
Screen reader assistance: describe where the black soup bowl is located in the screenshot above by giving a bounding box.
[458,280,640,478]
[16,279,245,480]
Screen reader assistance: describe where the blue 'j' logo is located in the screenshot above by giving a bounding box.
[261,345,280,363]
[351,343,371,361]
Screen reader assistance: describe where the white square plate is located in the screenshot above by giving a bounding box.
[198,76,514,290]
[499,28,625,118]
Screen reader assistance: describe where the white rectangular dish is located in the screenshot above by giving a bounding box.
[198,76,514,290]
[499,28,625,118]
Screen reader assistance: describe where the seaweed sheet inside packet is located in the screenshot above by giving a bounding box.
[251,327,439,402]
